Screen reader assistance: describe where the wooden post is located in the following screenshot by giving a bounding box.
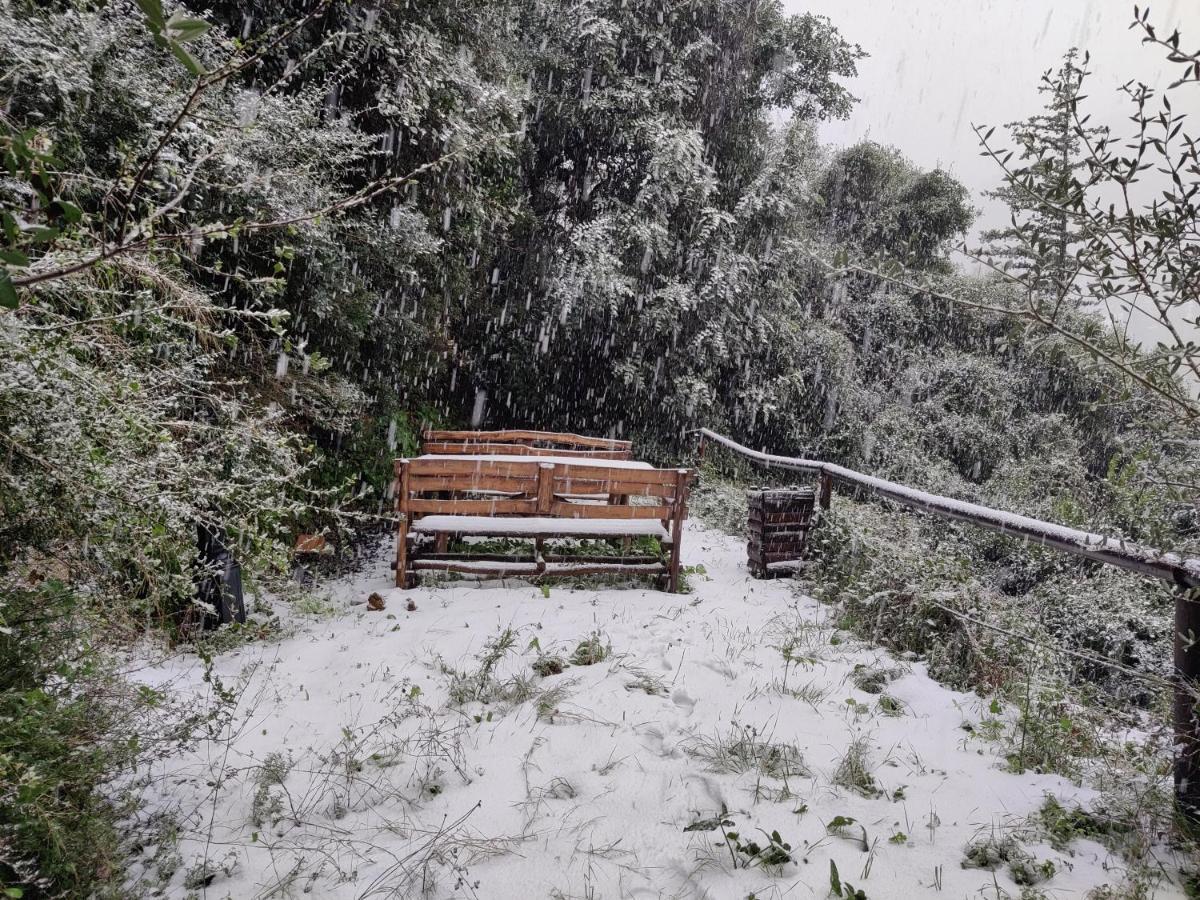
[818,470,832,511]
[1175,588,1200,820]
[394,459,412,588]
[536,463,554,514]
[667,469,689,593]
[697,432,708,464]
[535,464,553,577]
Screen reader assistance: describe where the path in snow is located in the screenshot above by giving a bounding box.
[129,522,1176,899]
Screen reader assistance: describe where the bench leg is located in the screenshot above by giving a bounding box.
[395,530,412,589]
[667,540,682,593]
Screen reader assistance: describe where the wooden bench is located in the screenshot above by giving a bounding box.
[421,429,634,460]
[392,457,693,592]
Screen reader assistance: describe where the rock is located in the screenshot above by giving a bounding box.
[406,599,417,612]
[367,592,386,611]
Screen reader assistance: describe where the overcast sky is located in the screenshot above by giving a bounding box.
[785,0,1199,238]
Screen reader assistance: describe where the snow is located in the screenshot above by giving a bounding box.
[419,453,659,470]
[127,522,1182,899]
[410,515,670,539]
[412,560,664,575]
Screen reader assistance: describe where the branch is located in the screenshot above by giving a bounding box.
[12,133,517,290]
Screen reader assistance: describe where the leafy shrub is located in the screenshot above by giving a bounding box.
[0,584,162,896]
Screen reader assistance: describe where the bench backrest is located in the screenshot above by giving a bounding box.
[421,429,634,460]
[395,458,691,522]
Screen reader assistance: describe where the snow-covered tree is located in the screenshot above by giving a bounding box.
[980,49,1103,304]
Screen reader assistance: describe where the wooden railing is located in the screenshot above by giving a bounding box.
[695,427,1200,817]
[697,428,1200,589]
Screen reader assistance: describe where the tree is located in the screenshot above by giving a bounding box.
[969,16,1200,429]
[980,49,1103,305]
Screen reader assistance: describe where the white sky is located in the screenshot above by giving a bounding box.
[785,0,1199,239]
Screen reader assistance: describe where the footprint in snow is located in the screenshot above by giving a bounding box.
[671,689,696,716]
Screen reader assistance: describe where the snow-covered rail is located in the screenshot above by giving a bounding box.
[696,428,1200,590]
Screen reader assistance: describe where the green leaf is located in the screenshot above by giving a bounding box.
[830,860,842,896]
[23,225,59,243]
[50,199,82,224]
[169,41,206,76]
[408,684,421,699]
[0,270,19,309]
[166,13,211,42]
[135,0,165,30]
[0,249,29,267]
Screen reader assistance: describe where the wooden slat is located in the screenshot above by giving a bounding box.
[552,464,688,485]
[553,478,676,499]
[413,560,541,575]
[408,475,536,493]
[547,502,667,520]
[423,429,632,452]
[422,441,630,459]
[411,560,663,577]
[408,499,538,515]
[407,458,542,478]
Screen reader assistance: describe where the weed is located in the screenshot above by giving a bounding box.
[785,680,831,705]
[961,834,1026,872]
[1009,856,1056,886]
[830,860,868,899]
[569,632,609,666]
[851,663,900,694]
[827,815,870,850]
[720,826,794,870]
[624,669,667,695]
[833,737,880,797]
[446,627,524,705]
[1036,795,1129,851]
[686,723,809,779]
[532,654,566,677]
[250,751,293,828]
[534,683,573,721]
[877,694,904,716]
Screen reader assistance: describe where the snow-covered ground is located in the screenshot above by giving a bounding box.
[128,522,1180,899]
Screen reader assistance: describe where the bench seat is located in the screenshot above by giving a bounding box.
[410,515,670,541]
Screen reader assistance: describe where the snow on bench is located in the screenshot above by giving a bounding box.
[410,515,670,540]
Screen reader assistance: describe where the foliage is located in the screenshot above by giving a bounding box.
[970,23,1200,429]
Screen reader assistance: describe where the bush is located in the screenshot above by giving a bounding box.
[1,584,135,896]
